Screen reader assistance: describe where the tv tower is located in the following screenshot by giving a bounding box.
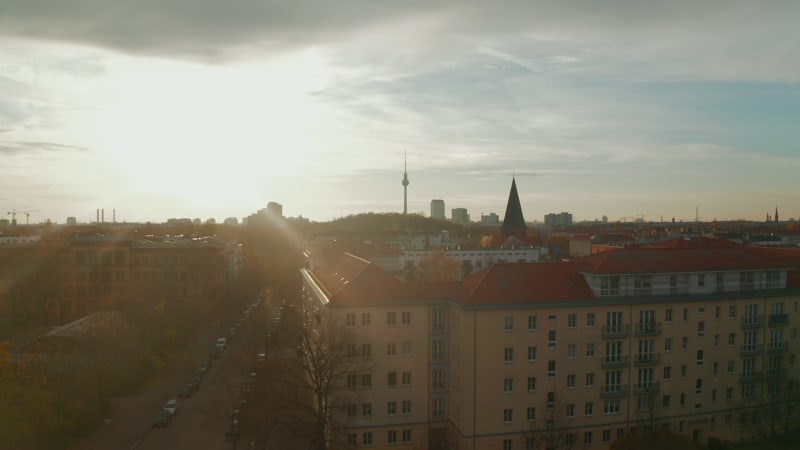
[402,150,409,215]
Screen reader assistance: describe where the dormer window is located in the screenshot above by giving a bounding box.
[765,271,780,289]
[634,276,651,291]
[600,276,620,296]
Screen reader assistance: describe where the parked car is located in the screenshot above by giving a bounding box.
[154,411,171,427]
[163,399,179,416]
[179,383,195,398]
[216,337,227,350]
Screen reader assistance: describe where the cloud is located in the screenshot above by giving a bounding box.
[0,140,87,155]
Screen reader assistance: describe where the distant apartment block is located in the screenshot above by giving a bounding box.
[268,201,283,218]
[301,238,800,450]
[545,211,573,228]
[431,199,446,220]
[451,208,470,225]
[480,213,500,225]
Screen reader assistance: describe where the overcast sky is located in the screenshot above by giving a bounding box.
[1,1,799,224]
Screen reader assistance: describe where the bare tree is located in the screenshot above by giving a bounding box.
[524,402,566,450]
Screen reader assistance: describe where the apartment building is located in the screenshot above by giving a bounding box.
[0,233,242,323]
[300,238,800,450]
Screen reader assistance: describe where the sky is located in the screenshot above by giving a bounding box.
[1,1,799,225]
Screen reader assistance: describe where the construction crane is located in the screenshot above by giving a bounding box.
[6,209,38,226]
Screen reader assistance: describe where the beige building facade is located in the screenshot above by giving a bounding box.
[301,239,800,450]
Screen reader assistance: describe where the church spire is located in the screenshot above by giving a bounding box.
[402,150,409,215]
[501,176,527,239]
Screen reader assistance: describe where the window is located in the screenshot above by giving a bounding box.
[547,392,556,408]
[664,366,672,380]
[662,395,671,408]
[604,400,620,414]
[567,344,576,359]
[727,360,734,374]
[504,315,514,332]
[547,361,556,377]
[586,343,595,358]
[681,365,687,378]
[568,313,577,328]
[603,430,612,444]
[683,308,689,321]
[567,374,576,388]
[528,346,537,361]
[726,387,733,401]
[347,403,357,417]
[712,389,717,401]
[664,338,672,352]
[728,333,736,346]
[387,430,397,445]
[713,362,719,375]
[584,432,593,447]
[600,276,620,295]
[635,275,652,290]
[362,344,372,357]
[346,313,356,327]
[386,342,396,356]
[504,347,514,363]
[362,432,372,446]
[402,341,412,356]
[387,311,396,326]
[432,398,445,418]
[715,305,721,319]
[525,376,537,392]
[698,321,705,337]
[566,404,575,417]
[503,408,513,423]
[432,340,445,361]
[680,393,686,406]
[585,402,593,416]
[565,433,575,448]
[528,315,537,330]
[586,372,595,387]
[696,379,703,394]
[346,344,357,357]
[527,406,536,421]
[548,330,557,348]
[504,378,514,393]
[402,371,411,386]
[587,313,596,327]
[665,308,673,323]
[714,334,720,346]
[402,400,411,415]
[698,274,705,287]
[697,350,704,366]
[362,373,372,388]
[402,430,411,444]
[682,336,688,350]
[401,311,411,326]
[526,438,535,450]
[387,401,397,415]
[432,369,446,390]
[362,403,372,417]
[503,440,512,450]
[361,313,371,326]
[387,372,397,387]
[348,433,357,447]
[347,374,358,388]
[637,396,650,411]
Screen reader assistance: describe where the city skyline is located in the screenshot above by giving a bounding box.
[2,2,799,224]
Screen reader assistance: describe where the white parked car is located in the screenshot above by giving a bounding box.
[163,399,179,416]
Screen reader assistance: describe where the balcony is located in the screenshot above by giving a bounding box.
[741,315,764,329]
[634,353,660,367]
[601,385,628,399]
[739,371,764,384]
[635,322,662,337]
[769,314,789,327]
[601,355,629,369]
[634,382,660,396]
[767,341,788,353]
[765,368,787,380]
[740,344,764,357]
[602,324,629,339]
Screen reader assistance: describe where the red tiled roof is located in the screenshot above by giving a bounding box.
[460,262,595,305]
[577,245,789,274]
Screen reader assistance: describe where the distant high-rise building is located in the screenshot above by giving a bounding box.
[66,216,77,226]
[544,211,573,229]
[776,206,780,223]
[602,215,608,224]
[402,152,410,215]
[500,177,527,239]
[268,202,283,218]
[431,199,445,220]
[451,208,470,225]
[480,212,500,225]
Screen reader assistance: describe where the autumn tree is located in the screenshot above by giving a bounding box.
[418,249,459,281]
